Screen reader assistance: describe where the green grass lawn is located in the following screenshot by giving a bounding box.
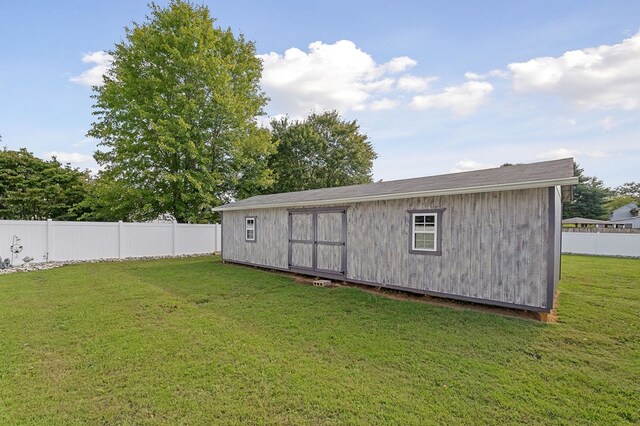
[0,255,638,424]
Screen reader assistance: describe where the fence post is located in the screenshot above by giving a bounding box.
[46,219,54,262]
[118,221,124,259]
[213,224,217,253]
[172,221,177,256]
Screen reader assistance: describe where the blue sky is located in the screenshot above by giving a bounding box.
[1,1,639,187]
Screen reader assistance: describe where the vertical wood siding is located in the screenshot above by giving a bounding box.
[345,189,549,308]
[222,188,550,309]
[222,208,289,268]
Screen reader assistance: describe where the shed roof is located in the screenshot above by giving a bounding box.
[214,158,577,211]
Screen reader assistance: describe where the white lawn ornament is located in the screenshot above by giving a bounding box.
[10,235,23,267]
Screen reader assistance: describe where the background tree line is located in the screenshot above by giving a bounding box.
[562,163,639,220]
[2,136,635,222]
[0,1,376,223]
[1,106,376,222]
[0,1,634,222]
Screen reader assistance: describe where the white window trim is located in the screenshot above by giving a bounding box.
[245,216,256,242]
[411,212,437,252]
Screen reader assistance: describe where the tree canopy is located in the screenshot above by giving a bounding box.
[0,148,91,220]
[613,181,640,200]
[563,162,610,220]
[268,111,377,194]
[605,181,639,215]
[605,195,637,213]
[87,0,275,222]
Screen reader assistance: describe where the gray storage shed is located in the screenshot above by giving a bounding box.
[214,158,578,312]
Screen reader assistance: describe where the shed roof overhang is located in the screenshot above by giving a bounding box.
[214,176,578,212]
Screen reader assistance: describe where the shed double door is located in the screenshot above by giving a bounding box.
[288,208,346,277]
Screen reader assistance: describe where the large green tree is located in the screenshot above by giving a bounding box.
[563,162,610,220]
[88,0,275,223]
[613,181,640,200]
[0,148,91,220]
[268,111,377,194]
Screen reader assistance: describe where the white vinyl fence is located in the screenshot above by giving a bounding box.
[0,220,221,266]
[562,232,640,258]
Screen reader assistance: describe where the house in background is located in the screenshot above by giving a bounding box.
[214,158,578,314]
[562,217,632,229]
[562,217,611,228]
[609,203,640,228]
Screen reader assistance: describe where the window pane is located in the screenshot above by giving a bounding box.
[410,212,439,252]
[414,232,435,250]
[424,233,435,248]
[247,229,254,240]
[414,214,435,232]
[414,234,426,249]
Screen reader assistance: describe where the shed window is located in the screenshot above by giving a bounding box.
[408,208,444,255]
[245,217,256,242]
[412,213,436,251]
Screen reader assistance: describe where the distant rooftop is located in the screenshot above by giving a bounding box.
[562,217,612,225]
[214,158,578,211]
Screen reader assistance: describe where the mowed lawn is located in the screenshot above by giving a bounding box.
[0,256,638,424]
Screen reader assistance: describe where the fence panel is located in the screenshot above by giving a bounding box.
[122,223,174,258]
[175,224,217,255]
[0,220,48,264]
[562,232,640,257]
[53,221,120,261]
[0,220,220,266]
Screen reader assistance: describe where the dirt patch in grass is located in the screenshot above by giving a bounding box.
[336,281,545,321]
[241,264,548,321]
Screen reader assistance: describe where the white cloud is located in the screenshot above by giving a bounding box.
[255,115,276,129]
[397,75,438,92]
[464,72,483,80]
[536,147,610,161]
[44,151,93,164]
[259,40,424,116]
[586,150,608,158]
[382,56,417,73]
[464,69,510,80]
[369,98,399,111]
[599,116,615,130]
[362,78,395,93]
[70,51,112,86]
[535,148,577,160]
[410,81,493,115]
[508,30,640,110]
[450,160,495,173]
